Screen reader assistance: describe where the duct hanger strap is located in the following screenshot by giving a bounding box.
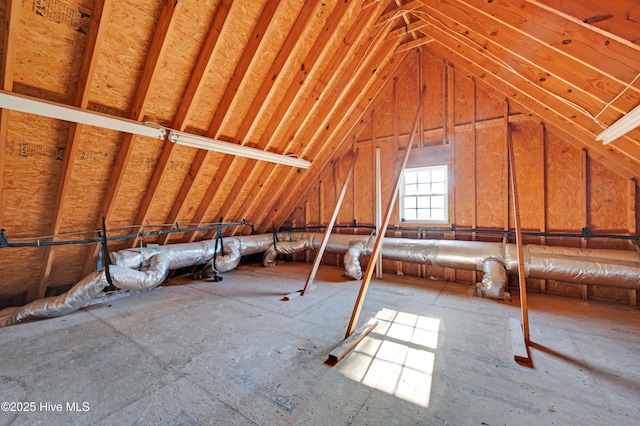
[101,217,114,287]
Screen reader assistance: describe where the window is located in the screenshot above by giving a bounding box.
[400,165,448,223]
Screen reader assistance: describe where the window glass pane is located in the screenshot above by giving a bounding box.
[432,182,445,194]
[417,183,430,194]
[431,195,444,208]
[431,169,445,182]
[417,171,430,183]
[401,165,448,223]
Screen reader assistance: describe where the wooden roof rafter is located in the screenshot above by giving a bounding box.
[410,0,640,170]
[152,0,235,247]
[264,36,407,228]
[423,36,640,179]
[409,9,640,161]
[240,10,406,230]
[128,0,278,248]
[182,0,361,243]
[439,0,640,130]
[81,0,182,276]
[37,0,112,297]
[204,0,392,236]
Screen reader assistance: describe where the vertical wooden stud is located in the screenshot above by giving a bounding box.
[628,180,637,306]
[581,149,589,300]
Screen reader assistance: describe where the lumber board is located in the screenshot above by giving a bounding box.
[509,318,532,367]
[328,319,378,363]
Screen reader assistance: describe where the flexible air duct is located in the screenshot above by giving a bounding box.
[2,230,640,327]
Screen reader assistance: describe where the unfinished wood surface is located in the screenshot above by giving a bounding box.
[302,150,358,295]
[3,0,640,307]
[261,36,405,228]
[507,120,530,344]
[509,317,531,367]
[346,86,426,338]
[0,0,19,221]
[329,319,378,363]
[37,0,111,297]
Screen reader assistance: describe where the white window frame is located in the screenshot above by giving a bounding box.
[399,164,449,224]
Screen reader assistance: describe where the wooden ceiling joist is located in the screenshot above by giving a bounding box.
[37,0,111,297]
[81,0,181,276]
[129,0,278,248]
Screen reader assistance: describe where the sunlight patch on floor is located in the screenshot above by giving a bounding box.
[339,308,439,407]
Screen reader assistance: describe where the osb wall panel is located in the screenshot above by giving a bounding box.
[47,245,85,288]
[143,0,218,122]
[588,159,628,234]
[224,0,306,138]
[475,126,506,229]
[454,129,474,227]
[144,145,199,225]
[92,0,161,112]
[474,81,503,122]
[190,2,264,133]
[396,55,418,135]
[203,156,249,223]
[227,162,268,221]
[336,151,355,226]
[0,113,66,297]
[511,120,543,231]
[353,141,374,226]
[454,69,474,125]
[108,136,164,228]
[15,0,89,102]
[2,113,65,233]
[422,56,444,130]
[240,0,337,143]
[58,126,120,233]
[164,150,224,243]
[545,133,583,231]
[373,104,394,140]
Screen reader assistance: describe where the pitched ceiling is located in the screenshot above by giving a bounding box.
[0,0,639,293]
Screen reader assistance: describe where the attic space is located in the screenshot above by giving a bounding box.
[1,0,640,424]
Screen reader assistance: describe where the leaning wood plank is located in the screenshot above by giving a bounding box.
[509,318,532,366]
[302,150,359,295]
[506,110,530,343]
[329,319,378,363]
[345,86,427,338]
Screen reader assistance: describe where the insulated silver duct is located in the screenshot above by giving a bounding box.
[3,230,639,327]
[0,271,108,327]
[275,232,640,293]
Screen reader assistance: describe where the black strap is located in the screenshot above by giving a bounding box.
[101,217,114,287]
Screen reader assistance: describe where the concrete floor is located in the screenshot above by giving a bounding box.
[1,261,639,425]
